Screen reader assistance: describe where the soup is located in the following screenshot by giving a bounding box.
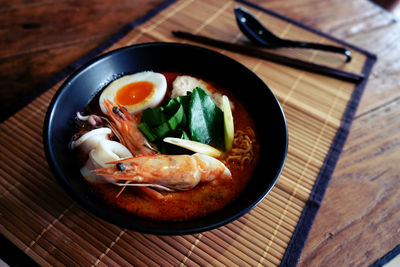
[70,71,259,221]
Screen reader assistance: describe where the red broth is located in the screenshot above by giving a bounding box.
[86,72,259,221]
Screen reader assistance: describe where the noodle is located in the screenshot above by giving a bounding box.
[224,127,256,169]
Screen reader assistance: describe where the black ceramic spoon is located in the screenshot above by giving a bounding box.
[234,6,352,63]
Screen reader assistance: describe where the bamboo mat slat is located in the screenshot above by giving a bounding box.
[0,0,376,266]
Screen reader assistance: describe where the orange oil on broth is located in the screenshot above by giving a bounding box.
[89,72,259,221]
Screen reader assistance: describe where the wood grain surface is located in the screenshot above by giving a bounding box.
[1,0,399,266]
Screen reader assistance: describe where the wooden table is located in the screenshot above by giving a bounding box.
[1,0,399,265]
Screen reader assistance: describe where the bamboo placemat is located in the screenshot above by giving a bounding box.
[0,0,376,266]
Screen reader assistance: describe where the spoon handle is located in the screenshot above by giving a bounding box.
[279,40,352,63]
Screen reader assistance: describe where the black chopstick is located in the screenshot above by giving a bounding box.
[172,31,364,83]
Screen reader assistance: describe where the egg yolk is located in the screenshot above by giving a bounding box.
[115,81,154,106]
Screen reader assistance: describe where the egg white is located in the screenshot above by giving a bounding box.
[99,71,167,114]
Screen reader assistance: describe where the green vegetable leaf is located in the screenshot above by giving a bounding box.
[151,121,171,138]
[163,93,190,116]
[188,88,224,147]
[180,130,189,140]
[141,107,166,127]
[167,104,186,130]
[137,122,158,142]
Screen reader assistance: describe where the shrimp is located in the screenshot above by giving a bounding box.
[93,153,232,191]
[102,98,156,156]
[102,98,163,199]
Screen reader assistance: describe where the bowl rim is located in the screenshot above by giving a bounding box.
[43,42,288,235]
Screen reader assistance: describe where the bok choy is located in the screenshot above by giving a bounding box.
[138,87,225,153]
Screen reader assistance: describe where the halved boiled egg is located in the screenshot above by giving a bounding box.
[99,71,167,114]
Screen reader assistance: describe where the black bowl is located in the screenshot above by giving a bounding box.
[44,42,287,235]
